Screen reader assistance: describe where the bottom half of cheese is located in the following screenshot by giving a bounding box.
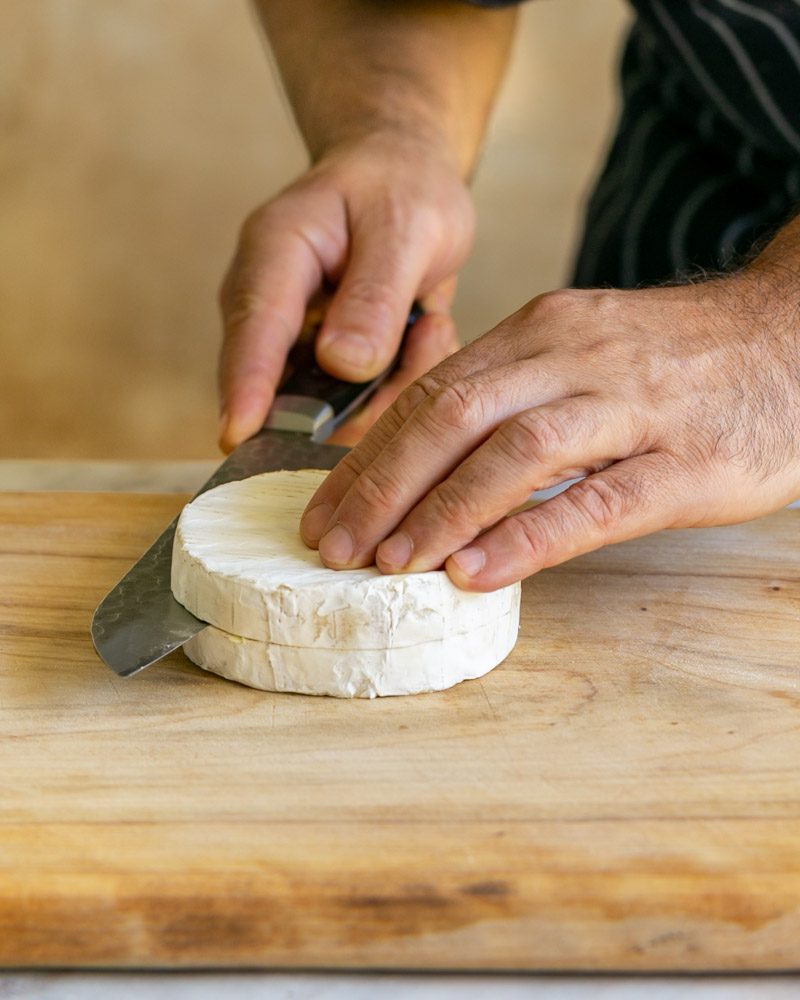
[183,605,520,698]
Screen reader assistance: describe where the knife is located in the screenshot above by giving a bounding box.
[91,306,421,677]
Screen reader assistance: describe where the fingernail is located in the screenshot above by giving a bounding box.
[320,332,375,372]
[300,502,334,545]
[450,546,485,578]
[218,412,236,454]
[318,523,354,566]
[377,532,413,571]
[219,407,249,449]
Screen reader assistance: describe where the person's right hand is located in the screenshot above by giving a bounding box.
[217,130,474,452]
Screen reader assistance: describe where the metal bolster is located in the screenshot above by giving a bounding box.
[264,395,336,440]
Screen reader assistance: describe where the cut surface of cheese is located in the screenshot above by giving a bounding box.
[172,469,520,649]
[183,606,520,698]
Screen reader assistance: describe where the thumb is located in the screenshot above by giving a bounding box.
[315,218,431,381]
[325,310,460,447]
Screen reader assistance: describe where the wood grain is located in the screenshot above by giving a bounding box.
[1,492,799,969]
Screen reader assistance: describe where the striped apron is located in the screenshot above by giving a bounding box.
[469,0,800,287]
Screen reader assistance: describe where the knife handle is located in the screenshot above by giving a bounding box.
[264,303,423,443]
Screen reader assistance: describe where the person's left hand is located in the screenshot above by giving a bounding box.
[298,271,800,590]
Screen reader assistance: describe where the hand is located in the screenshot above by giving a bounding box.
[299,273,800,590]
[217,130,472,452]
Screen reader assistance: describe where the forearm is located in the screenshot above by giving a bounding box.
[726,213,800,366]
[747,213,800,284]
[253,0,517,176]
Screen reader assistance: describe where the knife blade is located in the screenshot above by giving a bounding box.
[91,306,421,677]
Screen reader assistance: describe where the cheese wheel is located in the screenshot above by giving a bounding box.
[172,470,520,649]
[184,604,520,698]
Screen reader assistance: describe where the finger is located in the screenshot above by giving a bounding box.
[298,401,408,548]
[302,296,561,530]
[321,287,564,435]
[375,395,644,573]
[301,330,488,540]
[326,310,460,447]
[302,310,461,543]
[419,274,458,315]
[314,213,435,382]
[300,290,588,545]
[444,452,683,591]
[218,223,325,452]
[312,361,579,569]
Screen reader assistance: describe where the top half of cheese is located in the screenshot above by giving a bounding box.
[171,469,520,649]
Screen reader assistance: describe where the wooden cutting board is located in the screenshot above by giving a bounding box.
[1,490,799,971]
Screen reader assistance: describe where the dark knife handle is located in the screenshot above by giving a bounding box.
[264,303,423,443]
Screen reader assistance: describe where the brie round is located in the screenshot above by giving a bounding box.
[171,469,520,649]
[184,605,520,698]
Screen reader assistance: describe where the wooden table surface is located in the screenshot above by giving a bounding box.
[1,490,799,970]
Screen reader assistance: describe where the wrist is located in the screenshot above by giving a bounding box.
[735,213,800,298]
[311,120,466,180]
[258,1,514,182]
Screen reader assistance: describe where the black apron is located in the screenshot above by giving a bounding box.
[468,0,800,287]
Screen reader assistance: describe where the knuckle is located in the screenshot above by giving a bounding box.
[566,477,628,531]
[429,479,473,526]
[222,289,268,340]
[353,465,406,516]
[367,189,418,238]
[495,410,570,466]
[524,287,585,324]
[342,277,398,331]
[221,287,294,345]
[426,379,486,434]
[220,359,273,396]
[338,449,369,483]
[587,288,624,320]
[368,401,406,442]
[504,514,553,571]
[407,201,445,245]
[393,373,447,422]
[222,289,266,332]
[390,390,419,426]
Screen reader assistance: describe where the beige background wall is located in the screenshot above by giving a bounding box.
[0,0,628,460]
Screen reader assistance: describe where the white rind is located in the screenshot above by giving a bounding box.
[172,470,520,649]
[184,600,521,698]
